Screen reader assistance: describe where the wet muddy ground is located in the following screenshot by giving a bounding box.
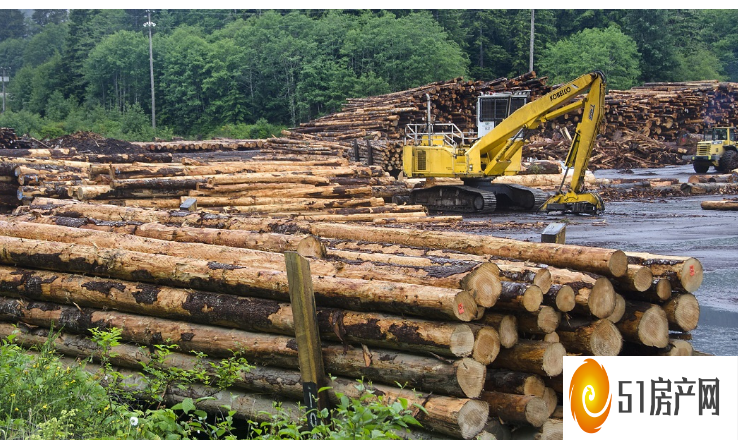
[470,165,738,356]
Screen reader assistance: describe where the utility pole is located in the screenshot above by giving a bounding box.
[529,10,535,73]
[0,66,8,114]
[144,10,156,132]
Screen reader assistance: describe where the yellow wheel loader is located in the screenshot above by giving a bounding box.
[689,127,738,173]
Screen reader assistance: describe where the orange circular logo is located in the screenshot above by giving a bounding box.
[570,358,612,433]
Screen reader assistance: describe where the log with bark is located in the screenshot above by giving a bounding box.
[0,296,486,398]
[0,235,478,322]
[625,251,703,293]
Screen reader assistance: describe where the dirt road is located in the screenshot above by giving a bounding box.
[478,165,738,356]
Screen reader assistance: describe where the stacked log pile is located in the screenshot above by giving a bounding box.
[604,81,738,141]
[130,135,351,160]
[1,154,447,223]
[0,200,705,439]
[526,128,692,170]
[0,127,18,148]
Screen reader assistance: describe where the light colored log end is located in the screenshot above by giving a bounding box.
[667,339,694,356]
[451,324,476,358]
[472,327,501,365]
[524,397,549,428]
[458,399,490,440]
[462,263,502,308]
[455,291,480,322]
[296,235,326,258]
[534,268,553,294]
[588,278,616,319]
[590,319,623,356]
[554,285,575,313]
[679,258,703,293]
[606,294,626,324]
[609,250,629,278]
[457,358,486,399]
[523,285,544,312]
[498,315,518,349]
[638,305,670,348]
[537,306,561,334]
[664,293,700,332]
[542,343,566,377]
[630,265,655,292]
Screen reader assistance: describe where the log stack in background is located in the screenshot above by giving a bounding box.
[0,199,705,440]
[0,154,452,223]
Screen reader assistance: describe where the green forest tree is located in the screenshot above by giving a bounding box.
[1,8,737,140]
[539,25,641,90]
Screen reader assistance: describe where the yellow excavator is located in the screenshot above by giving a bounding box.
[402,71,606,214]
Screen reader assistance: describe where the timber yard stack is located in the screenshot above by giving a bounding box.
[526,128,692,170]
[603,80,738,141]
[292,72,549,173]
[1,153,440,223]
[0,198,705,440]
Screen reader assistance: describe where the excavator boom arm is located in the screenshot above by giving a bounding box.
[466,72,606,177]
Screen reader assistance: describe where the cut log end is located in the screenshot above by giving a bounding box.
[588,278,616,318]
[651,278,671,301]
[609,250,629,278]
[679,258,704,293]
[534,268,553,294]
[589,319,623,356]
[607,294,626,324]
[455,291,480,322]
[457,358,486,399]
[296,235,327,259]
[629,265,655,292]
[542,343,565,377]
[472,327,501,365]
[462,262,502,308]
[524,398,549,428]
[668,339,694,356]
[537,306,561,334]
[457,399,490,440]
[554,285,575,313]
[638,305,670,348]
[498,315,518,349]
[451,325,476,358]
[663,293,700,332]
[523,285,544,312]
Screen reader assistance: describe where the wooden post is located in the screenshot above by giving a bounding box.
[179,197,197,211]
[541,223,566,244]
[352,139,360,163]
[366,139,374,166]
[285,251,329,427]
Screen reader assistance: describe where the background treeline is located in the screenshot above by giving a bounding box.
[0,9,736,140]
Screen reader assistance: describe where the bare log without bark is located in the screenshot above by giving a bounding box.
[701,199,738,210]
